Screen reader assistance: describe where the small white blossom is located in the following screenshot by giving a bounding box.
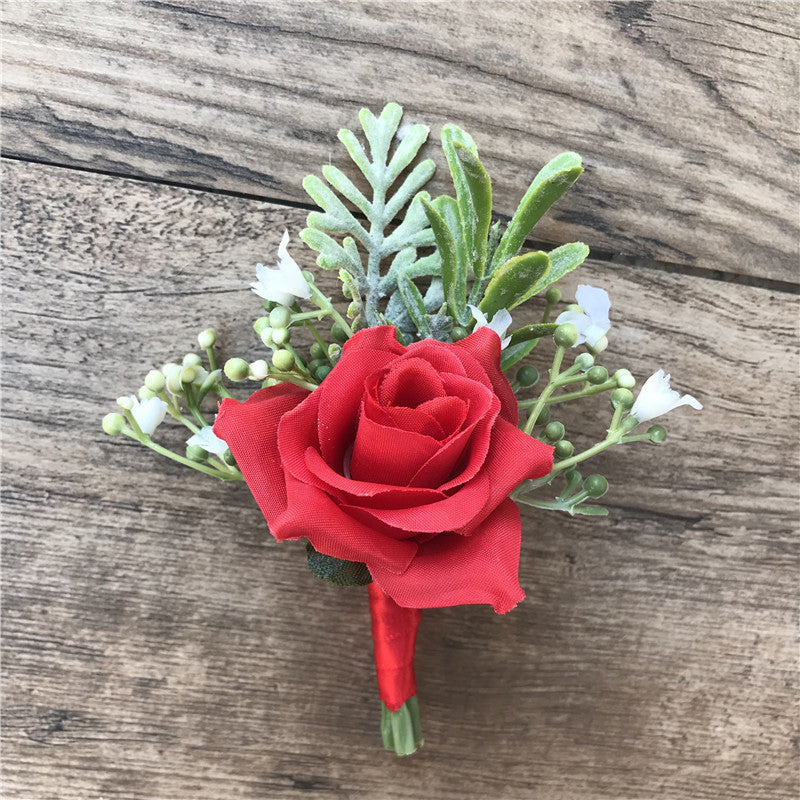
[469,304,512,349]
[630,369,703,422]
[556,284,611,347]
[187,425,229,455]
[128,395,168,435]
[250,230,312,307]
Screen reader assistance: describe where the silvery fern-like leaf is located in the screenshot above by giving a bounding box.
[300,103,438,329]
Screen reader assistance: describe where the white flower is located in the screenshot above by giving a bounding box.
[630,369,703,422]
[186,425,229,455]
[555,284,611,347]
[129,395,168,435]
[250,230,312,307]
[469,304,512,348]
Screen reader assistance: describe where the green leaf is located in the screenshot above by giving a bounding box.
[479,250,550,317]
[321,164,372,217]
[397,274,432,338]
[360,103,403,167]
[530,242,590,295]
[384,160,436,220]
[493,152,583,268]
[441,125,478,278]
[454,142,492,277]
[300,227,353,271]
[501,339,538,370]
[422,197,467,323]
[306,542,372,587]
[508,323,558,346]
[386,123,430,184]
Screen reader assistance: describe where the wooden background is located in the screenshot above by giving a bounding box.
[2,2,798,798]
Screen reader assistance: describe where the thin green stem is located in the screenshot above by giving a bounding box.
[267,371,318,391]
[522,344,566,435]
[204,346,218,372]
[121,429,243,481]
[183,385,209,428]
[304,320,330,361]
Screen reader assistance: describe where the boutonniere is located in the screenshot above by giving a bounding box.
[103,103,701,755]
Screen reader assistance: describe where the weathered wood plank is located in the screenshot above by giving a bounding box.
[1,161,797,799]
[2,0,798,281]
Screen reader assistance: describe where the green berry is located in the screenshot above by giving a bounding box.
[544,421,565,442]
[309,342,326,361]
[138,386,156,400]
[272,349,295,372]
[180,365,197,385]
[554,323,578,348]
[554,440,574,458]
[223,450,237,466]
[259,327,275,347]
[116,395,134,411]
[589,335,608,355]
[186,444,208,462]
[224,358,250,381]
[516,365,539,388]
[271,326,290,346]
[648,424,667,443]
[166,368,184,394]
[614,369,636,389]
[584,474,609,498]
[451,326,469,342]
[574,353,594,370]
[545,287,562,305]
[197,328,216,348]
[586,365,609,385]
[331,322,349,344]
[183,353,202,368]
[253,316,271,335]
[269,306,292,329]
[144,369,166,392]
[533,405,551,426]
[611,387,635,410]
[102,412,126,435]
[314,365,332,382]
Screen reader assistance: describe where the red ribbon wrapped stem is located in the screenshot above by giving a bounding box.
[368,583,423,711]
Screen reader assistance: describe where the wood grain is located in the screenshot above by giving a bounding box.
[2,0,798,282]
[2,160,797,800]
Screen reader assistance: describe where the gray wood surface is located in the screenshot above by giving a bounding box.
[2,160,797,800]
[2,2,799,798]
[2,0,798,281]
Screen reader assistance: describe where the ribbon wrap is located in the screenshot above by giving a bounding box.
[368,583,423,711]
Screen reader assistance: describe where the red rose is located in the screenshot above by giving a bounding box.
[214,326,553,613]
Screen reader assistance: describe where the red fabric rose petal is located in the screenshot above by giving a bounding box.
[213,384,309,522]
[368,499,526,613]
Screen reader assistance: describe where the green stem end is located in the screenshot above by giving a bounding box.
[380,696,423,757]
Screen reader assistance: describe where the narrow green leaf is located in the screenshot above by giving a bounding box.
[386,123,430,184]
[500,339,538,370]
[529,241,590,295]
[360,103,403,168]
[432,195,469,322]
[384,160,436,220]
[508,323,558,346]
[422,198,462,322]
[441,125,477,278]
[454,142,492,277]
[337,127,373,184]
[303,175,369,241]
[479,250,550,317]
[397,274,432,338]
[321,164,372,217]
[493,152,583,267]
[300,228,351,270]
